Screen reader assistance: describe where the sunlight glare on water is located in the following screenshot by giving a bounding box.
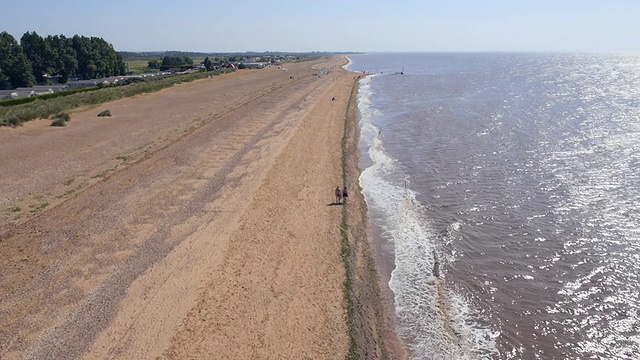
[350,53,640,359]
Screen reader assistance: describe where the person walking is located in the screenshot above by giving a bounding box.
[334,186,342,204]
[342,187,349,203]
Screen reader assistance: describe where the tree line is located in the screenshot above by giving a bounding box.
[147,56,194,69]
[0,31,126,90]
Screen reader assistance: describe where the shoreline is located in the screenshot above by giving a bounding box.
[341,70,406,359]
[0,55,404,359]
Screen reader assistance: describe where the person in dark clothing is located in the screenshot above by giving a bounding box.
[342,187,348,203]
[334,186,342,204]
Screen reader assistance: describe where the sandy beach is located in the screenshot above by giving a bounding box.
[0,56,403,359]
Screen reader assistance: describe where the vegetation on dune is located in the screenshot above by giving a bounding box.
[0,68,230,127]
[50,118,66,127]
[1,31,327,127]
[52,112,70,122]
[340,79,359,360]
[50,112,70,126]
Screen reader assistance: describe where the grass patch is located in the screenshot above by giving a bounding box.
[125,59,154,74]
[340,79,360,360]
[56,189,76,198]
[115,155,130,161]
[52,112,71,122]
[2,115,22,127]
[50,118,67,127]
[50,112,71,127]
[91,168,115,179]
[126,58,206,74]
[65,189,76,196]
[9,206,21,212]
[64,178,75,186]
[29,202,49,212]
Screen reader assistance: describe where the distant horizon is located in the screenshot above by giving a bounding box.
[118,50,640,55]
[4,1,640,53]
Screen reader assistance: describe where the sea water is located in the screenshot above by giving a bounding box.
[346,53,640,359]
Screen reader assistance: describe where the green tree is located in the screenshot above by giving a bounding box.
[71,35,124,79]
[45,34,77,83]
[161,56,175,66]
[0,67,7,89]
[116,52,126,75]
[0,31,35,89]
[203,57,213,71]
[148,59,161,68]
[20,31,52,83]
[71,35,94,79]
[161,56,188,67]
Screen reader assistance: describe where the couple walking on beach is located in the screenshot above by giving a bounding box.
[334,186,348,204]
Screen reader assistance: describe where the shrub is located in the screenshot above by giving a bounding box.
[38,86,100,100]
[0,97,37,107]
[50,118,66,126]
[51,112,71,122]
[97,109,111,117]
[1,115,23,127]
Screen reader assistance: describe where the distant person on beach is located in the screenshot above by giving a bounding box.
[342,187,348,203]
[335,186,342,204]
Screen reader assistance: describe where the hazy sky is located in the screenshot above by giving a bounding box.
[4,0,640,53]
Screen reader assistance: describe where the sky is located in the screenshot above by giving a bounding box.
[3,0,640,53]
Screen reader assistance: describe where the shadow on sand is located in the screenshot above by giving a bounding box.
[327,202,345,206]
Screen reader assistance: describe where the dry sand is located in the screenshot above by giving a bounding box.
[0,56,404,359]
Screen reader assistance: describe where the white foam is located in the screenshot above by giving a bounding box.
[357,76,498,358]
[343,56,353,71]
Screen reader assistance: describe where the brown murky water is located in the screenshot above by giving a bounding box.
[351,53,640,359]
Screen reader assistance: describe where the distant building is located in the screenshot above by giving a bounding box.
[65,80,100,90]
[0,90,19,100]
[0,85,69,100]
[23,85,69,95]
[240,62,269,69]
